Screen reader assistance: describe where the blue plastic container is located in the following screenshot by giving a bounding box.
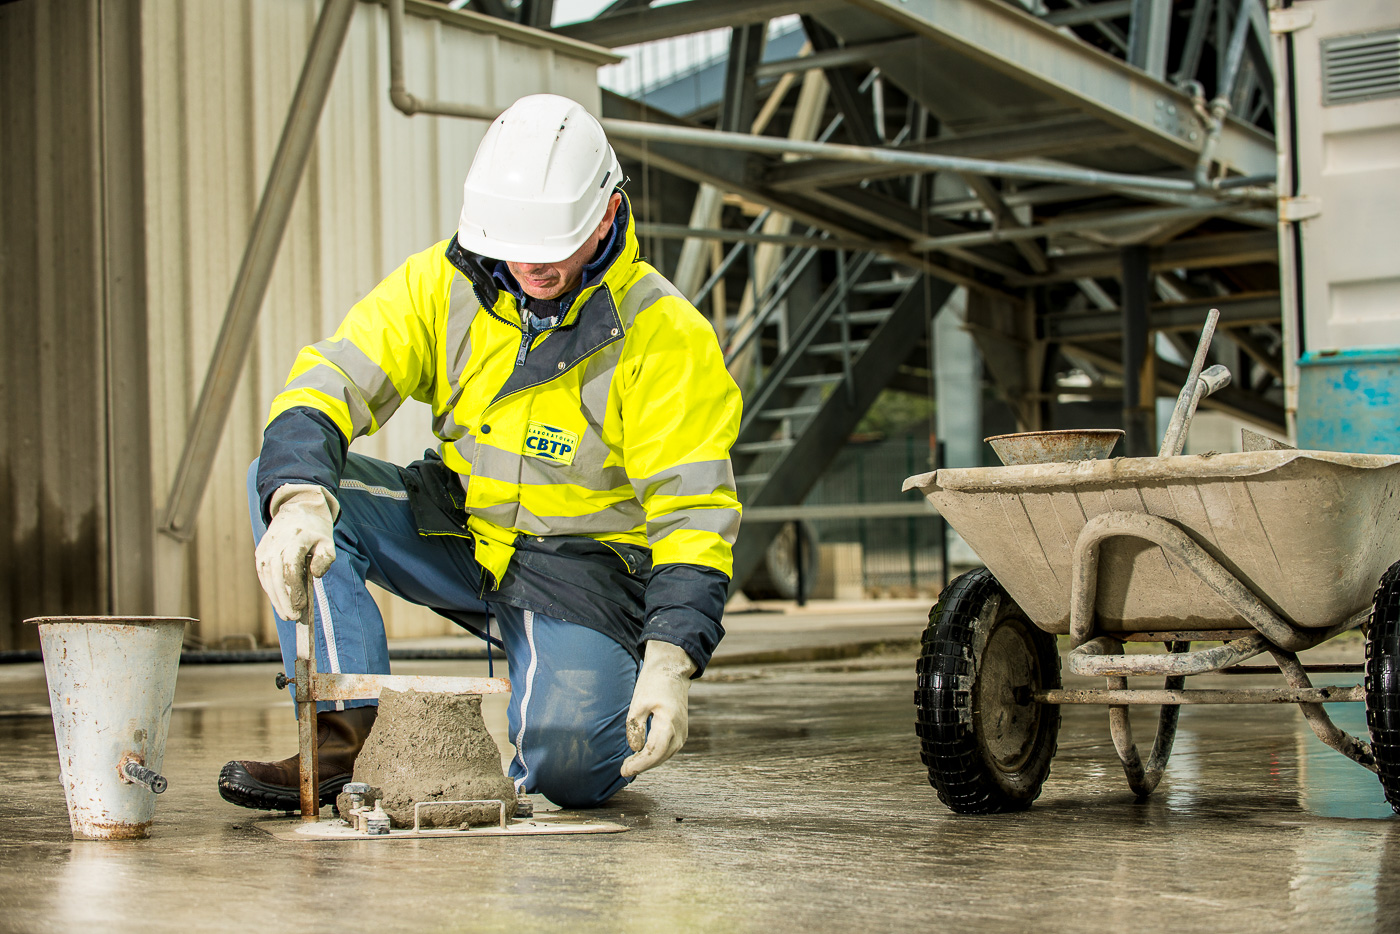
[1296,348,1400,455]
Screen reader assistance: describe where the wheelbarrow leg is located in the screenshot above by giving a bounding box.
[1107,642,1187,798]
[1269,648,1376,772]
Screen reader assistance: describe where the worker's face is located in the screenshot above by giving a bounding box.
[508,193,623,301]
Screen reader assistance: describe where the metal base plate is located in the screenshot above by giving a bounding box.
[255,811,628,842]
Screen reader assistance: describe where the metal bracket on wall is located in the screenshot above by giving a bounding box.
[1279,195,1322,222]
[1269,7,1315,34]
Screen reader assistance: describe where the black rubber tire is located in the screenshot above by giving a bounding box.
[1365,561,1400,813]
[915,567,1062,814]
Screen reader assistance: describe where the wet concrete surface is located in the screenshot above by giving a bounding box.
[1,615,1397,933]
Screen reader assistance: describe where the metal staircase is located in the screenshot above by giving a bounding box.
[725,251,955,593]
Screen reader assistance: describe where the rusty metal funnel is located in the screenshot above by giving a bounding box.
[29,617,191,840]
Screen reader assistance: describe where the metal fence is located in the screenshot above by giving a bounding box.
[802,435,955,594]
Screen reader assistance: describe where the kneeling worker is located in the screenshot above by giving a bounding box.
[218,94,742,811]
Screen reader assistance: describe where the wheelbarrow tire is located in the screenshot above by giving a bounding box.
[1365,561,1400,813]
[916,567,1060,814]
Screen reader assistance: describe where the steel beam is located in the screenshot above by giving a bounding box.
[802,185,1026,276]
[555,0,834,47]
[635,223,872,250]
[602,118,1271,198]
[1043,293,1280,340]
[159,0,357,540]
[800,17,884,151]
[909,203,1260,253]
[1014,230,1278,284]
[754,38,917,79]
[1054,0,1130,51]
[1042,1,1132,27]
[838,0,1276,176]
[1126,0,1172,79]
[1063,339,1286,430]
[1223,324,1284,381]
[959,175,1049,273]
[1120,245,1153,456]
[1170,0,1214,86]
[719,22,767,134]
[765,116,1131,191]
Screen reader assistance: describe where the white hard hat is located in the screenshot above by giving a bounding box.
[457,94,622,264]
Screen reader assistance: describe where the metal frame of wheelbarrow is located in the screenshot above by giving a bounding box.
[286,576,511,822]
[1040,510,1376,797]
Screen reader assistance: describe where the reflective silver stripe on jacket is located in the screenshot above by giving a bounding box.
[615,271,679,328]
[435,274,481,440]
[630,459,736,501]
[646,506,742,546]
[472,443,631,493]
[283,338,403,438]
[471,499,646,536]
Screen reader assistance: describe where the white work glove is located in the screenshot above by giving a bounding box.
[254,483,339,622]
[621,640,698,778]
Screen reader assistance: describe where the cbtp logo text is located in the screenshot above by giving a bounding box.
[523,421,580,466]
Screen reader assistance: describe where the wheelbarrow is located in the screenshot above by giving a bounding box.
[902,447,1400,814]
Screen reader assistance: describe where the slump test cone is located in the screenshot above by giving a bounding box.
[29,617,191,840]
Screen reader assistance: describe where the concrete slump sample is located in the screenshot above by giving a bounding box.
[335,688,516,828]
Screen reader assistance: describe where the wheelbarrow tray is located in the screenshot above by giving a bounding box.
[903,450,1400,635]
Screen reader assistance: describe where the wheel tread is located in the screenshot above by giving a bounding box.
[1367,561,1400,812]
[914,568,1061,814]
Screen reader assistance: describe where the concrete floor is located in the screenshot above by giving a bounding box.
[1,605,1397,933]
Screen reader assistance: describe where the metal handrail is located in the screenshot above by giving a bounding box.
[733,251,882,441]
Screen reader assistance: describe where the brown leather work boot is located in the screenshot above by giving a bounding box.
[218,707,377,811]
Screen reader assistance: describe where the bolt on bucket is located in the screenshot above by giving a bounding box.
[28,617,192,840]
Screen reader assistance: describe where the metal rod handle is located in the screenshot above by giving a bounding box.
[295,563,320,822]
[121,759,168,795]
[1158,308,1221,456]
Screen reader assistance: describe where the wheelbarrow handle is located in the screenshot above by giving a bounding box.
[1159,310,1227,457]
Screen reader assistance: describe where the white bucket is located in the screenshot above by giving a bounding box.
[29,617,191,840]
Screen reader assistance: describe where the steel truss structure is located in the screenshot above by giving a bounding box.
[457,0,1285,593]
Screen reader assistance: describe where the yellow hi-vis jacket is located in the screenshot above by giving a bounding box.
[265,195,742,620]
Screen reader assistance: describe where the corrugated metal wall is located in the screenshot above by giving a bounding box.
[2,0,610,648]
[1,1,111,649]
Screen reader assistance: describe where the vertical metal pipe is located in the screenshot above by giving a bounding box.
[159,0,357,539]
[906,435,918,592]
[1219,0,1256,102]
[793,522,807,607]
[1126,0,1172,79]
[936,441,949,591]
[1120,246,1153,456]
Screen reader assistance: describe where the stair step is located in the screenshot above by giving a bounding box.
[784,373,844,388]
[759,405,821,420]
[736,473,770,486]
[852,278,914,295]
[733,439,796,455]
[807,340,869,356]
[841,308,895,325]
